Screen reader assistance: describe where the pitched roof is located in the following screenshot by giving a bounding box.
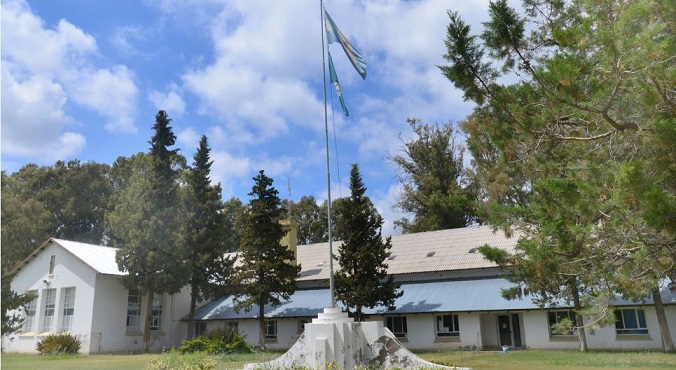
[192,278,676,320]
[9,238,124,276]
[11,225,514,280]
[52,238,123,275]
[297,225,517,281]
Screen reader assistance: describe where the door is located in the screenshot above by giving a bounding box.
[497,315,512,347]
[497,314,523,348]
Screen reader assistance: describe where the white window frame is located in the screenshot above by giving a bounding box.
[548,310,576,336]
[265,320,277,339]
[615,308,648,335]
[22,291,38,333]
[42,288,56,332]
[386,316,408,338]
[61,287,76,332]
[126,289,142,332]
[435,314,460,337]
[150,295,163,331]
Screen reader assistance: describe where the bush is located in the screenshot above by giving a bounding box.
[180,326,252,354]
[36,333,82,355]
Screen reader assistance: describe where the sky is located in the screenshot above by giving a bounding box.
[1,0,495,236]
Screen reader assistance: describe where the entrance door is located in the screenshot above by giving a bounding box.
[497,315,512,347]
[497,314,523,348]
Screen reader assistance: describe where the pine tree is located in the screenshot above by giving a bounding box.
[334,164,402,321]
[391,118,480,233]
[441,0,674,351]
[183,135,234,339]
[108,110,188,352]
[232,170,301,347]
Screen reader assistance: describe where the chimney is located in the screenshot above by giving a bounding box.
[280,218,298,265]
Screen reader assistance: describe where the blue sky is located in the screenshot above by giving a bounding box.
[2,0,492,236]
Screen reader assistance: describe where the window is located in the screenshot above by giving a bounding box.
[151,295,163,331]
[49,255,56,275]
[194,322,207,337]
[227,322,239,334]
[42,288,56,332]
[615,309,648,335]
[435,314,460,337]
[265,320,277,339]
[548,310,576,336]
[22,291,37,333]
[61,287,76,332]
[126,289,142,331]
[297,319,309,334]
[386,316,408,338]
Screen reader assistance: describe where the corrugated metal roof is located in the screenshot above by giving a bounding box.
[192,278,536,320]
[52,239,124,276]
[193,279,676,320]
[296,225,517,281]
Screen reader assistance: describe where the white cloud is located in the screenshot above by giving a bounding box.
[1,0,140,154]
[1,64,85,161]
[149,84,186,117]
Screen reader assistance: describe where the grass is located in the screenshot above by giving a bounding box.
[1,350,675,370]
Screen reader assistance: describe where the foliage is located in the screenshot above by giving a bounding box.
[180,327,252,355]
[232,170,301,346]
[282,195,328,244]
[442,0,675,351]
[36,333,82,355]
[391,118,480,233]
[222,197,246,252]
[145,350,217,370]
[333,164,402,321]
[182,135,234,339]
[107,110,189,352]
[1,278,36,337]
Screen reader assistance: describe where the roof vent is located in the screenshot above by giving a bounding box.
[468,248,477,254]
[426,251,436,257]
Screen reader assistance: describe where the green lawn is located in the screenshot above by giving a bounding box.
[1,350,675,370]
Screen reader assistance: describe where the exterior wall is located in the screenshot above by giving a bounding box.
[89,279,192,353]
[217,306,676,352]
[519,307,676,351]
[2,243,193,354]
[3,243,98,353]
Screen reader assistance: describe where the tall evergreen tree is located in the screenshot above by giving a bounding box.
[334,164,402,321]
[232,170,301,347]
[107,110,188,352]
[391,118,480,233]
[183,135,234,339]
[441,0,674,351]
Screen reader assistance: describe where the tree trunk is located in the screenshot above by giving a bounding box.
[571,284,588,352]
[258,304,266,349]
[652,288,674,352]
[187,284,197,340]
[143,290,154,353]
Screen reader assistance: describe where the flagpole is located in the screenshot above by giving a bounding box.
[320,0,336,308]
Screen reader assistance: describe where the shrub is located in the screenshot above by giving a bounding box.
[36,333,82,355]
[180,326,252,354]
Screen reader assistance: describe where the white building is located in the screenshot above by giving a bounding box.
[192,226,676,352]
[3,226,675,353]
[2,238,191,354]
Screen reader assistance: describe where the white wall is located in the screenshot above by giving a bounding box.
[89,279,192,354]
[3,243,98,353]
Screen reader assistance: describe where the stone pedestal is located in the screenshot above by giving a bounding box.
[243,307,468,369]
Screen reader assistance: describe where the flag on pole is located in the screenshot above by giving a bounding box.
[328,51,349,116]
[324,10,367,79]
